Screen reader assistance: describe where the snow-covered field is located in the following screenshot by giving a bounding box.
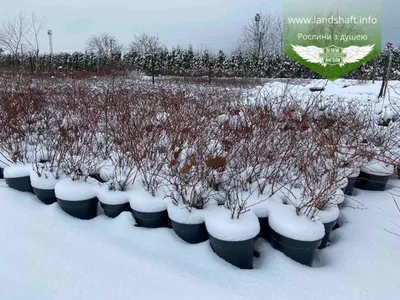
[249,79,400,118]
[1,177,399,300]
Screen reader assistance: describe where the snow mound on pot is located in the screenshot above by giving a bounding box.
[97,185,130,205]
[4,164,32,178]
[268,205,325,242]
[167,202,205,224]
[30,169,61,190]
[332,189,345,205]
[205,207,260,242]
[361,160,394,176]
[129,186,167,213]
[345,168,360,179]
[316,205,340,224]
[278,187,302,206]
[248,194,284,218]
[55,178,98,201]
[338,177,348,189]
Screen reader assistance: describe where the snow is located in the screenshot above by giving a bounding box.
[0,177,400,300]
[167,201,205,224]
[30,169,61,190]
[0,151,11,168]
[361,160,394,176]
[338,177,348,189]
[205,207,260,242]
[333,188,345,205]
[55,178,99,201]
[129,185,167,213]
[97,185,130,205]
[248,194,284,218]
[268,204,325,242]
[317,205,340,224]
[4,164,32,178]
[347,169,361,178]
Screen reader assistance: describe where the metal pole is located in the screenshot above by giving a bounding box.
[255,13,261,60]
[48,30,53,71]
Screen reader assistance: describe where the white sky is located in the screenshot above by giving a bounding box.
[0,0,397,54]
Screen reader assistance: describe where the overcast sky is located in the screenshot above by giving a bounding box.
[0,0,398,53]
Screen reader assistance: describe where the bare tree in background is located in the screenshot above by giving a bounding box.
[129,33,162,54]
[85,33,123,56]
[24,12,46,71]
[0,12,29,56]
[238,11,284,56]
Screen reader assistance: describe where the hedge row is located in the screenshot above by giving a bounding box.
[0,48,399,80]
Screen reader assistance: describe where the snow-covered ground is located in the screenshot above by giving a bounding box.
[0,177,399,300]
[248,79,400,121]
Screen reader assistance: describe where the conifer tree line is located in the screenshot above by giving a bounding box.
[0,48,399,80]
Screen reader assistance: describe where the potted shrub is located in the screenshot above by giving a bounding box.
[0,88,46,192]
[165,149,219,244]
[54,104,101,220]
[128,106,169,228]
[30,162,63,205]
[55,176,99,220]
[167,188,210,244]
[29,105,67,204]
[97,153,137,218]
[355,159,394,191]
[205,177,260,269]
[268,203,325,266]
[4,164,34,193]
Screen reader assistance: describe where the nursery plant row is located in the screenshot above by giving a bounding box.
[0,75,399,268]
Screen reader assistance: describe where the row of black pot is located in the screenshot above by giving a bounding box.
[258,215,336,267]
[343,171,392,196]
[4,174,337,270]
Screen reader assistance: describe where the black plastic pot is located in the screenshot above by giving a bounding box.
[131,209,169,228]
[355,171,390,191]
[100,202,131,218]
[270,227,322,266]
[318,219,337,249]
[5,176,33,193]
[170,219,208,244]
[0,167,3,179]
[33,188,56,205]
[258,216,270,240]
[342,177,357,196]
[57,197,98,220]
[209,234,257,269]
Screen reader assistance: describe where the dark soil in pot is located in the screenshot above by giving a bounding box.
[132,209,169,228]
[170,219,208,244]
[270,227,321,266]
[209,234,257,269]
[33,188,56,205]
[5,176,33,193]
[318,219,337,249]
[57,197,98,220]
[100,202,131,218]
[355,171,390,191]
[258,216,270,240]
[342,177,357,196]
